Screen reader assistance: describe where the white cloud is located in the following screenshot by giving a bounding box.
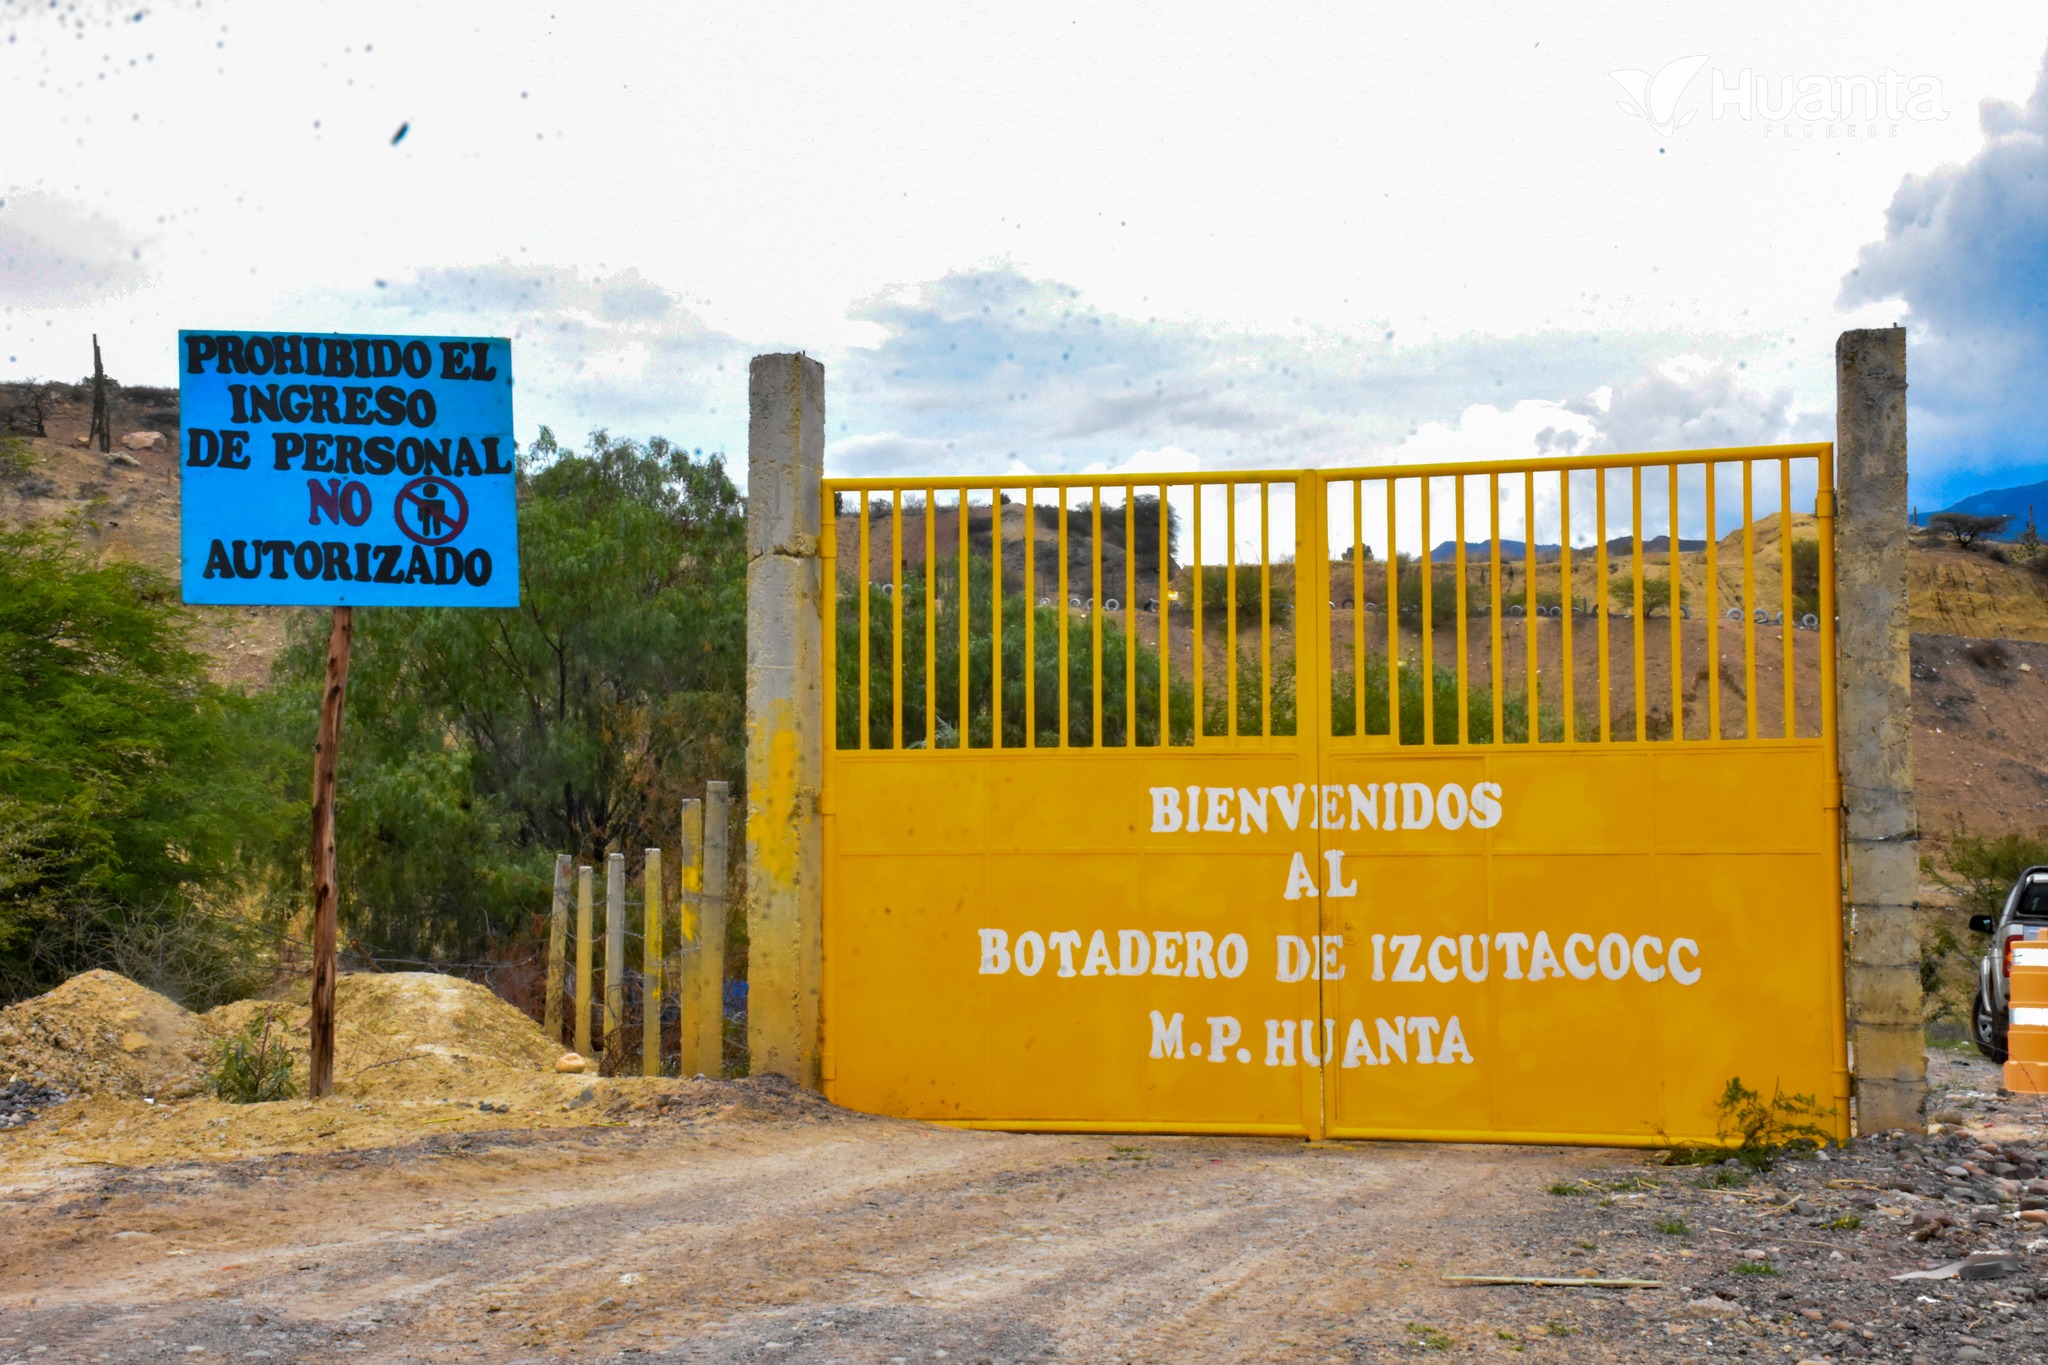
[0,191,148,308]
[1842,48,2048,502]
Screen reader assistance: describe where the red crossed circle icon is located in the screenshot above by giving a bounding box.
[392,476,470,547]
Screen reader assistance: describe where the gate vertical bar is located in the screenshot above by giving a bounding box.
[1352,479,1366,738]
[1420,477,1434,745]
[1454,478,1469,744]
[891,492,903,749]
[1092,488,1104,746]
[1523,476,1537,740]
[1297,471,1329,1139]
[1260,483,1272,737]
[924,489,937,748]
[1489,475,1503,745]
[992,493,1004,748]
[857,503,870,750]
[1193,488,1205,739]
[1058,490,1070,747]
[1124,493,1136,744]
[1226,487,1238,737]
[1024,489,1040,749]
[1631,469,1646,741]
[1705,468,1721,739]
[1387,483,1400,740]
[1780,458,1797,737]
[1742,461,1759,741]
[1157,486,1170,744]
[958,490,970,747]
[1595,473,1610,742]
[1669,466,1684,740]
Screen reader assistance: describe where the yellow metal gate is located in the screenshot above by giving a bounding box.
[818,445,1848,1145]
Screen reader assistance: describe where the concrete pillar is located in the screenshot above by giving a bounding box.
[745,353,826,1087]
[1835,327,1923,1135]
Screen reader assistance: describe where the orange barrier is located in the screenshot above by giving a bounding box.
[2007,934,2048,1094]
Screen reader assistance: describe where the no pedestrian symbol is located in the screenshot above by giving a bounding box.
[394,476,470,546]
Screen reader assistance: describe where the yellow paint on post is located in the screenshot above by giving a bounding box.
[643,848,664,1078]
[746,353,825,1088]
[677,798,705,1075]
[696,782,732,1078]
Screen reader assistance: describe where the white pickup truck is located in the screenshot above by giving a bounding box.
[1971,864,2048,1064]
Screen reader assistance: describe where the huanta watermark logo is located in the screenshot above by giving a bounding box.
[1610,57,1945,137]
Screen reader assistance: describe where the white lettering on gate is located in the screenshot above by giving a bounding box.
[1146,781,1505,834]
[976,930,1250,980]
[977,780,1713,1077]
[981,926,1700,988]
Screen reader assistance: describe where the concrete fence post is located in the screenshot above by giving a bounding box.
[574,864,594,1058]
[545,853,571,1044]
[697,780,732,1077]
[643,847,664,1078]
[745,353,826,1088]
[605,851,626,1072]
[1835,326,1924,1135]
[677,797,705,1075]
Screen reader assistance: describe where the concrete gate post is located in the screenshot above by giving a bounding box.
[1834,327,1924,1135]
[744,353,826,1088]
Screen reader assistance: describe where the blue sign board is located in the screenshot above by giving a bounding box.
[178,330,518,607]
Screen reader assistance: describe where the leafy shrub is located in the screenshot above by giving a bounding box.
[1662,1076,1835,1169]
[208,1011,298,1103]
[1713,1077,1834,1168]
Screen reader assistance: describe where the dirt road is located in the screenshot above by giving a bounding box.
[4,1049,2046,1363]
[1,1109,1628,1362]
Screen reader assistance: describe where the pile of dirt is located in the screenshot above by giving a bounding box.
[0,970,208,1099]
[0,969,565,1111]
[203,971,563,1097]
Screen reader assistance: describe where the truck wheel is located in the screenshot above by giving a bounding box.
[1973,984,2008,1064]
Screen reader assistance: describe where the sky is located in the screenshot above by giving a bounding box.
[3,0,2046,516]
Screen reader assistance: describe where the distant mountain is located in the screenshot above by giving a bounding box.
[1427,535,1704,562]
[1939,480,2048,538]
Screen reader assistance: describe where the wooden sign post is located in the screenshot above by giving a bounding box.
[308,606,353,1097]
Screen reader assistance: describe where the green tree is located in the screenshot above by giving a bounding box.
[0,519,289,1003]
[265,429,747,965]
[1927,512,2011,548]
